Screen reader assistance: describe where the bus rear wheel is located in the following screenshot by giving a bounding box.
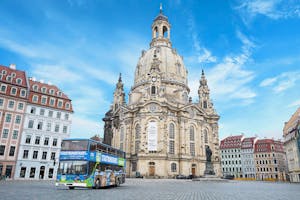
[69,186,75,190]
[115,178,120,187]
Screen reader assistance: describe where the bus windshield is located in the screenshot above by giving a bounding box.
[61,140,89,151]
[58,161,88,175]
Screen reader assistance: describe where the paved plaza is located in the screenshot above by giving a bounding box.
[0,179,299,200]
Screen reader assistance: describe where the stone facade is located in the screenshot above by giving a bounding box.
[283,107,300,182]
[103,8,221,178]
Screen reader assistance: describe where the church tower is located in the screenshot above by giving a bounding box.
[113,73,125,112]
[198,70,212,110]
[103,6,221,178]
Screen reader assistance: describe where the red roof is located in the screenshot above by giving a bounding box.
[241,137,257,149]
[29,79,73,112]
[0,65,27,88]
[254,139,284,153]
[220,135,243,149]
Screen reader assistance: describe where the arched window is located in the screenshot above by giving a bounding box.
[204,129,208,143]
[154,26,158,38]
[171,163,177,172]
[33,85,38,91]
[151,86,156,95]
[135,124,141,154]
[203,101,207,108]
[190,126,194,141]
[169,123,175,139]
[163,26,168,38]
[169,123,175,154]
[120,127,124,150]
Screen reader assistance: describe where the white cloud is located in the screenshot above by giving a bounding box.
[187,15,217,63]
[260,71,300,93]
[235,0,300,24]
[288,100,300,108]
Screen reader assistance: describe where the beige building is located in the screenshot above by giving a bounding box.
[254,139,287,181]
[103,8,221,178]
[283,107,300,182]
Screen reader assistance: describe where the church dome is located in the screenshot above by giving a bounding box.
[132,8,189,92]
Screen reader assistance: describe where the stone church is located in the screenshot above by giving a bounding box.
[103,8,221,178]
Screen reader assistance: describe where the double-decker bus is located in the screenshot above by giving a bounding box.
[55,138,126,189]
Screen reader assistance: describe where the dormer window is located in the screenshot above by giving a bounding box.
[41,87,47,93]
[33,85,38,91]
[49,89,55,95]
[11,72,16,78]
[16,78,22,85]
[2,70,7,75]
[57,91,62,97]
[6,76,12,82]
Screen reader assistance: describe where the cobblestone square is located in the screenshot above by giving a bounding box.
[1,179,300,200]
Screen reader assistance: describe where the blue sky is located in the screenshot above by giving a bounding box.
[0,0,300,140]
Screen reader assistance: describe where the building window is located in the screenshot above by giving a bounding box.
[169,123,175,139]
[20,89,26,97]
[2,129,9,138]
[63,126,68,134]
[15,115,21,124]
[204,129,208,143]
[12,130,18,139]
[5,113,12,122]
[28,120,34,128]
[8,100,14,109]
[50,98,55,106]
[171,163,177,172]
[33,151,38,159]
[56,112,61,119]
[57,100,63,108]
[41,87,47,93]
[48,168,54,178]
[47,123,51,131]
[18,102,24,110]
[41,96,47,105]
[10,87,17,95]
[190,126,195,141]
[0,85,7,92]
[33,85,38,91]
[32,95,38,103]
[44,137,49,146]
[30,168,36,178]
[35,136,40,145]
[0,145,5,156]
[190,143,195,156]
[8,146,15,156]
[120,127,124,150]
[23,150,29,159]
[30,107,36,114]
[48,110,53,117]
[169,140,174,154]
[0,98,3,106]
[16,78,22,85]
[49,89,54,95]
[151,86,156,95]
[51,152,56,160]
[65,103,70,109]
[135,124,141,154]
[42,152,47,160]
[52,138,57,146]
[64,113,69,120]
[25,135,31,144]
[55,124,60,132]
[37,122,43,130]
[40,109,45,116]
[20,167,26,178]
[132,162,137,171]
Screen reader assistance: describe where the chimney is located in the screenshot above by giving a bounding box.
[9,64,16,70]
